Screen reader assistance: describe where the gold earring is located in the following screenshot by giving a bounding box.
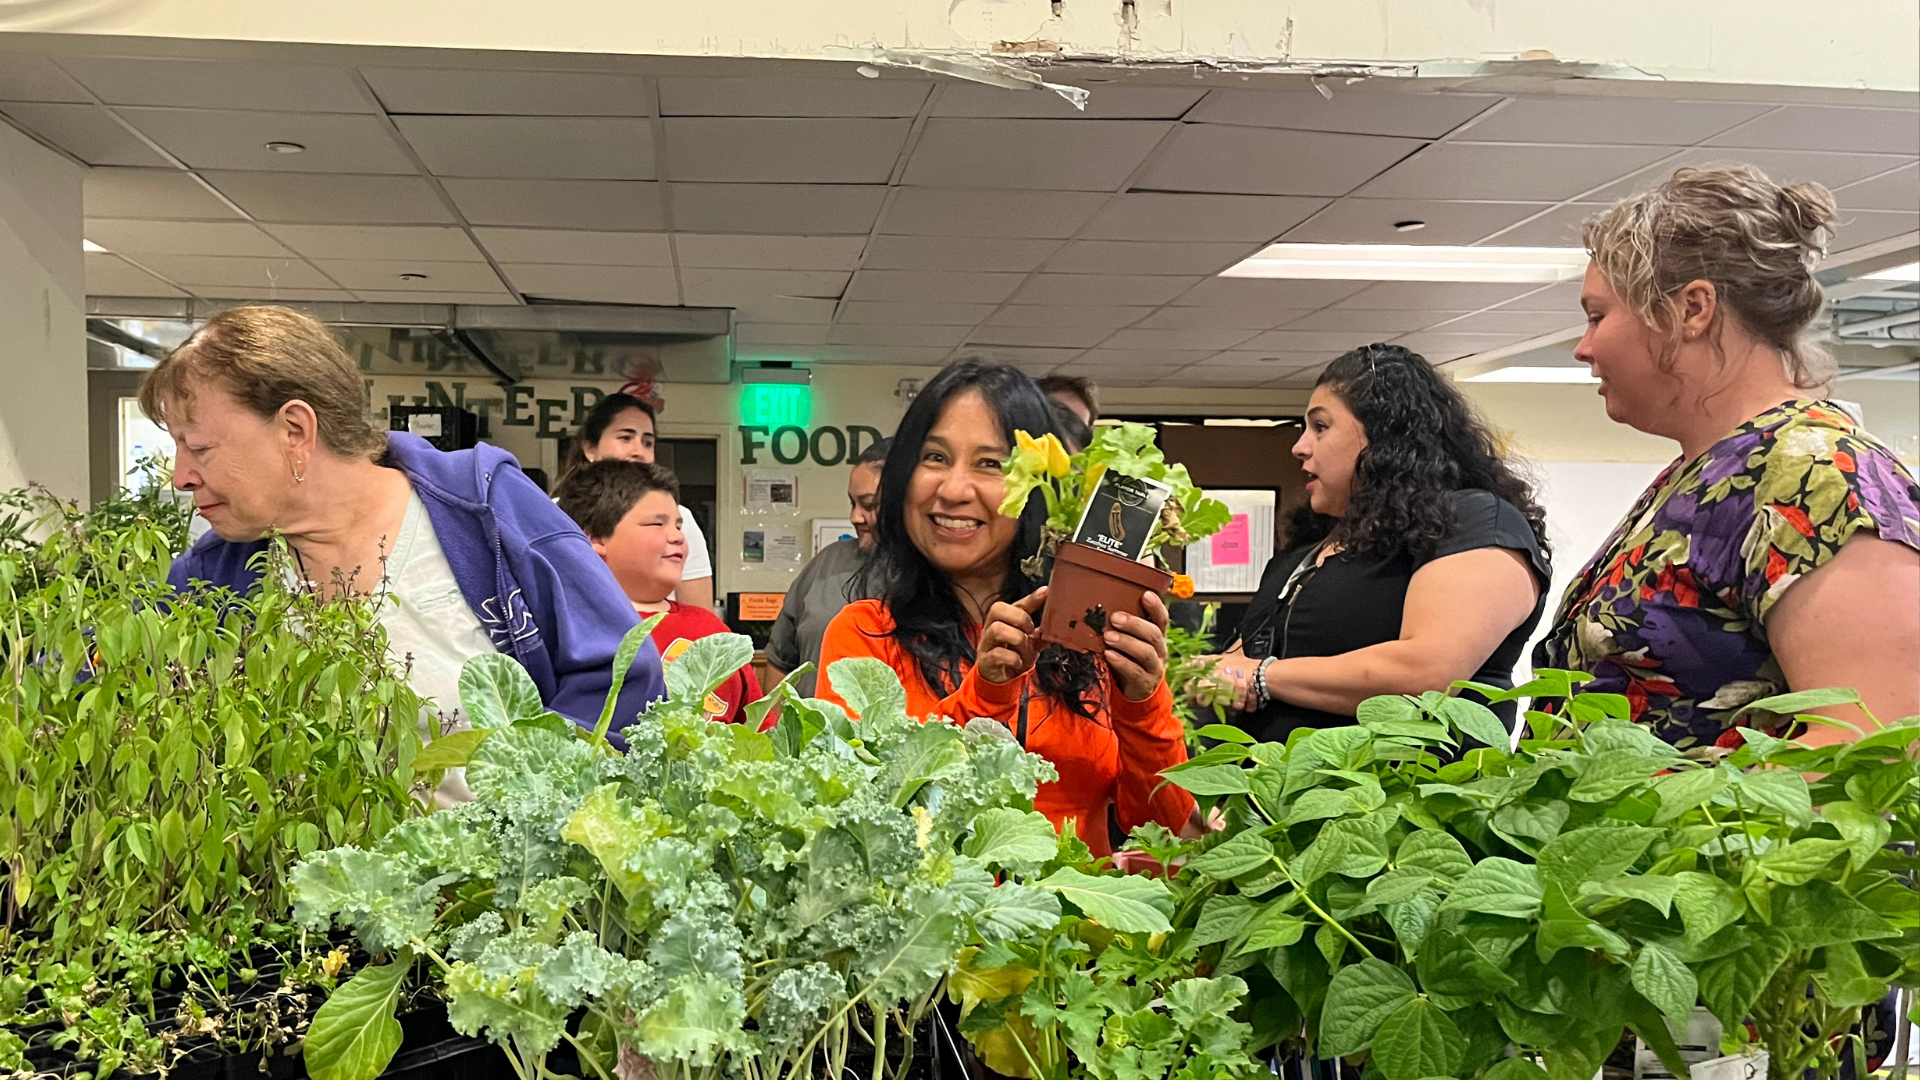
[292,459,306,483]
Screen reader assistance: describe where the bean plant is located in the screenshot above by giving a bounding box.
[0,479,424,1075]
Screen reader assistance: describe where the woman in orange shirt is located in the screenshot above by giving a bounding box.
[816,359,1194,859]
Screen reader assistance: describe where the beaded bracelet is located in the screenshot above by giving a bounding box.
[1253,656,1276,709]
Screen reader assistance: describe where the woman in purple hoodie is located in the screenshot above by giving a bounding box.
[145,306,665,769]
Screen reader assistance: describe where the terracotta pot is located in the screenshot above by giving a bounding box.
[1038,541,1175,653]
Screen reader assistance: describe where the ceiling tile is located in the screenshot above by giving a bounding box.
[55,56,371,113]
[0,55,90,102]
[122,108,414,173]
[825,323,972,347]
[135,253,335,289]
[85,252,189,296]
[675,234,866,270]
[1050,365,1160,387]
[84,168,239,220]
[732,296,839,323]
[902,118,1170,191]
[1098,326,1262,350]
[1079,192,1328,242]
[1011,274,1200,306]
[659,76,932,118]
[1171,276,1370,308]
[1188,89,1497,138]
[736,323,832,345]
[1389,332,1525,360]
[1421,309,1586,336]
[84,218,290,257]
[1201,348,1335,367]
[1236,330,1394,354]
[958,346,1087,370]
[803,345,954,365]
[1280,307,1464,332]
[502,264,679,304]
[1831,209,1920,253]
[309,258,506,291]
[442,178,664,230]
[1267,365,1331,387]
[1479,203,1606,246]
[862,234,1062,272]
[1356,142,1677,201]
[396,115,653,179]
[0,102,169,166]
[1160,365,1295,387]
[932,83,1205,120]
[1490,281,1584,312]
[1066,347,1212,369]
[264,224,485,261]
[1836,164,1919,213]
[1586,148,1913,203]
[1332,281,1545,310]
[1280,198,1555,246]
[881,187,1107,237]
[472,228,669,266]
[1461,97,1771,145]
[664,118,910,183]
[1132,306,1313,330]
[982,305,1155,328]
[352,289,516,303]
[1705,105,1920,156]
[844,270,1025,304]
[1043,240,1261,276]
[204,171,456,224]
[835,301,999,325]
[362,67,650,115]
[681,268,850,306]
[965,324,1113,349]
[672,184,885,234]
[215,287,360,301]
[1136,125,1424,197]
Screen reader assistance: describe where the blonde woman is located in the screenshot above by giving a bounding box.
[1536,165,1920,748]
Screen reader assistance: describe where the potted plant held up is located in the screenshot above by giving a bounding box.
[1000,424,1230,653]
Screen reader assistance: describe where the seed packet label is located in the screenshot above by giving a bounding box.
[1071,472,1172,562]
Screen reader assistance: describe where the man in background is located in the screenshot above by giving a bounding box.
[765,436,890,695]
[1038,374,1099,426]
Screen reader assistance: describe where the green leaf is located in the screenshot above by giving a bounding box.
[1396,830,1473,883]
[970,882,1063,943]
[304,960,407,1080]
[1439,697,1513,751]
[412,728,489,774]
[963,808,1060,872]
[459,652,543,729]
[1371,998,1465,1080]
[1291,813,1395,885]
[1811,942,1891,1009]
[1652,767,1731,824]
[1630,944,1697,1025]
[1819,801,1892,870]
[664,633,756,705]
[1582,875,1681,917]
[1734,770,1813,828]
[1492,800,1570,849]
[594,616,661,743]
[1168,763,1254,796]
[1240,909,1309,951]
[1698,935,1790,1033]
[1192,894,1260,948]
[1286,787,1366,825]
[1483,1056,1552,1080]
[1672,872,1743,944]
[1437,858,1543,919]
[632,976,748,1067]
[1358,696,1453,743]
[1195,724,1255,744]
[1567,754,1663,802]
[1188,830,1277,880]
[1367,868,1438,907]
[1771,880,1900,948]
[1536,883,1630,960]
[1755,838,1848,885]
[1038,867,1174,933]
[1738,686,1861,717]
[827,656,909,722]
[1318,958,1418,1057]
[1537,826,1657,892]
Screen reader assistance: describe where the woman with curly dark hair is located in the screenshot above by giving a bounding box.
[1196,343,1552,743]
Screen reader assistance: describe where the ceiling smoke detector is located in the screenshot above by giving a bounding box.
[264,141,307,154]
[1393,220,1427,233]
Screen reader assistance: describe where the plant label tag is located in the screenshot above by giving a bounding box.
[1071,472,1171,562]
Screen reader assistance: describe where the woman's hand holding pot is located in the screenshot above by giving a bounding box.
[977,587,1048,685]
[1106,591,1171,702]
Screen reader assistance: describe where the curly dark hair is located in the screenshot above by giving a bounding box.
[1287,343,1550,560]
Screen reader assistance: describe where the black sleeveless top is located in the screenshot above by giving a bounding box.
[1230,489,1551,744]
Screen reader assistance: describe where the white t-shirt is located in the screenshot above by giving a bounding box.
[379,491,498,807]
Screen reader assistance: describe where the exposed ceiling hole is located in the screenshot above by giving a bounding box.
[264,141,306,154]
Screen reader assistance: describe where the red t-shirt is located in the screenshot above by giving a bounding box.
[645,602,764,725]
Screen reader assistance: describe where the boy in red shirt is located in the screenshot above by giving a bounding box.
[555,460,762,724]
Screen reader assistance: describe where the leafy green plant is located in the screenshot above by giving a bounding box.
[959,672,1918,1080]
[1164,603,1236,749]
[0,479,423,1076]
[1000,424,1232,574]
[293,637,1078,1080]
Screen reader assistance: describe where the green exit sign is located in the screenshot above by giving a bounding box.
[740,380,812,428]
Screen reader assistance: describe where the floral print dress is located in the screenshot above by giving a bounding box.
[1535,400,1920,749]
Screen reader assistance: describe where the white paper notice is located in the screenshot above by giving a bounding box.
[1184,490,1276,594]
[744,468,800,515]
[766,524,803,564]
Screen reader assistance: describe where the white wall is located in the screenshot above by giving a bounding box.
[0,122,86,500]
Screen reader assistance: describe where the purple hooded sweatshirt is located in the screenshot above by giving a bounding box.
[166,432,666,740]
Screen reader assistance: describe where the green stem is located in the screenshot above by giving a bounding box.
[1276,861,1375,960]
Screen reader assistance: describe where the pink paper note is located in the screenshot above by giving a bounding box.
[1210,514,1251,566]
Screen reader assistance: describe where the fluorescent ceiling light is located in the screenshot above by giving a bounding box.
[1222,243,1589,283]
[1464,366,1600,384]
[1863,261,1919,282]
[83,239,108,253]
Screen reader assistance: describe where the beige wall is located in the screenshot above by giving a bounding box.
[0,122,86,501]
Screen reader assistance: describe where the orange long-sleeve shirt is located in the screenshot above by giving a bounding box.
[817,600,1195,859]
